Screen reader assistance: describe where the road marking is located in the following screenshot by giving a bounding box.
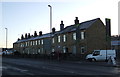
[3,65,34,75]
[42,66,80,75]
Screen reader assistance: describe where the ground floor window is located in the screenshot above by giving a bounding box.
[38,49,41,54]
[52,48,55,52]
[63,46,66,53]
[72,45,76,54]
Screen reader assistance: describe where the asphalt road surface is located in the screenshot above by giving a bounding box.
[2,57,120,76]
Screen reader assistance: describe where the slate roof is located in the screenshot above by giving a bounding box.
[14,18,101,43]
[56,18,100,34]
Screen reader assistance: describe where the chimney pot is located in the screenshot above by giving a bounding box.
[34,31,37,37]
[52,28,56,34]
[60,20,64,31]
[74,17,79,25]
[39,31,42,36]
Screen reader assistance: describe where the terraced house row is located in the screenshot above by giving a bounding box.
[13,17,111,59]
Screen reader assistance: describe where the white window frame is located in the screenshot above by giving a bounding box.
[52,48,55,52]
[36,40,37,45]
[52,38,55,43]
[41,48,43,54]
[41,39,43,45]
[38,40,41,45]
[73,33,76,40]
[38,49,41,53]
[58,35,61,43]
[30,41,32,46]
[63,46,66,53]
[26,42,27,47]
[32,41,34,46]
[28,42,29,46]
[72,45,76,54]
[81,32,85,40]
[63,35,66,42]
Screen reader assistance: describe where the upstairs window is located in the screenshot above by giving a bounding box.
[36,40,37,45]
[58,36,61,43]
[73,33,76,40]
[26,42,27,47]
[33,41,35,45]
[31,41,32,46]
[81,32,85,40]
[63,35,66,42]
[52,38,55,43]
[38,40,41,45]
[41,39,43,44]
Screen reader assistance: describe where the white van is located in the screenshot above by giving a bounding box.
[86,50,116,61]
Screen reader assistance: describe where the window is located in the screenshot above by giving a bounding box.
[20,43,22,47]
[30,41,32,46]
[72,45,76,54]
[52,38,55,43]
[63,35,66,42]
[73,33,76,40]
[58,36,61,42]
[41,39,43,44]
[93,51,100,56]
[81,32,85,39]
[28,50,29,54]
[63,46,66,53]
[52,48,55,52]
[81,47,85,54]
[41,48,43,54]
[28,42,29,46]
[38,49,41,54]
[33,41,35,45]
[36,40,37,45]
[38,40,41,45]
[26,42,27,47]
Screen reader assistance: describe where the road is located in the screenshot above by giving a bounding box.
[2,57,120,76]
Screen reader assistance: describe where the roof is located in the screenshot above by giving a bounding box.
[58,18,100,34]
[15,33,52,43]
[111,41,120,45]
[14,18,101,43]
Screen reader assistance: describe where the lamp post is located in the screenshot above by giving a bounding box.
[5,28,8,50]
[48,5,52,33]
[48,5,52,60]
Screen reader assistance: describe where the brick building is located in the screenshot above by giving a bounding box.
[13,17,110,59]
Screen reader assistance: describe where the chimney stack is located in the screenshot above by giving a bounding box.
[105,18,111,49]
[105,18,111,37]
[28,33,31,38]
[34,31,37,37]
[74,17,79,25]
[25,33,28,39]
[18,38,20,41]
[21,34,24,39]
[39,31,42,36]
[52,28,56,34]
[60,21,64,31]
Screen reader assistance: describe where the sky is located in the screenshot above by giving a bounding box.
[0,0,119,48]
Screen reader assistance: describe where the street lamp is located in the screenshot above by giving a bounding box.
[5,28,8,50]
[48,5,52,60]
[48,5,52,33]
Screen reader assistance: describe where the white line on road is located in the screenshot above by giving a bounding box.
[42,66,80,75]
[3,65,34,75]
